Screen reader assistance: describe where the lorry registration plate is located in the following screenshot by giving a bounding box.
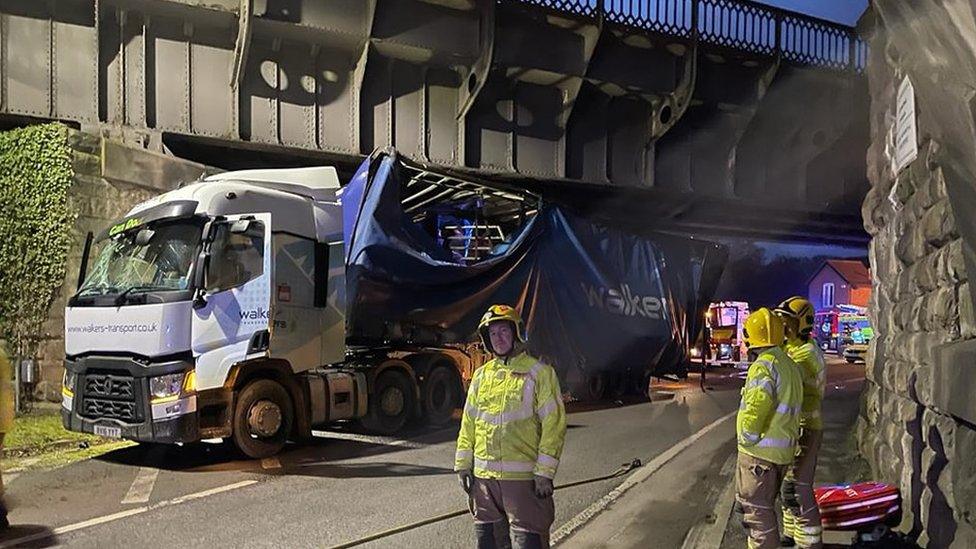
[94,425,121,438]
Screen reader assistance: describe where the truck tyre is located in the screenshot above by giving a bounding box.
[232,379,293,459]
[361,369,416,435]
[572,372,607,402]
[422,365,461,426]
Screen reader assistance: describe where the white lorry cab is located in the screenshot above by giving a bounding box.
[61,164,465,458]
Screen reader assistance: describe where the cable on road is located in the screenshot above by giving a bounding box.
[326,458,643,549]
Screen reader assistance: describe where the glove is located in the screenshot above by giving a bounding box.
[458,470,473,494]
[534,475,554,498]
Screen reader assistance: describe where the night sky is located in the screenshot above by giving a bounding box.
[754,0,868,25]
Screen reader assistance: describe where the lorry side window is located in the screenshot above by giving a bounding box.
[207,221,265,292]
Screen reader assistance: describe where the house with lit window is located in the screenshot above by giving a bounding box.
[807,259,872,311]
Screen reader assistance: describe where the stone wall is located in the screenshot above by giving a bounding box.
[858,2,976,547]
[31,129,210,402]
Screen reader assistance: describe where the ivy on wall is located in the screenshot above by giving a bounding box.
[0,123,75,361]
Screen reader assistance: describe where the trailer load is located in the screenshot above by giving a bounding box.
[60,148,726,458]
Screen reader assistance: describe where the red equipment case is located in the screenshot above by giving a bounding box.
[815,482,902,530]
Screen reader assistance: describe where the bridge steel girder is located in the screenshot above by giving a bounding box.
[0,0,869,244]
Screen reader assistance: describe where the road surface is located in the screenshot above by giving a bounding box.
[0,358,862,548]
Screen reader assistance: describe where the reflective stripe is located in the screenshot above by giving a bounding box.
[468,362,543,426]
[756,437,793,448]
[456,449,473,461]
[756,358,780,391]
[740,431,761,444]
[475,458,535,473]
[745,378,775,395]
[536,453,559,469]
[775,403,801,416]
[537,398,560,419]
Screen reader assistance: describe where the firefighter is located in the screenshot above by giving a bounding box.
[455,304,567,549]
[775,296,827,548]
[736,308,803,549]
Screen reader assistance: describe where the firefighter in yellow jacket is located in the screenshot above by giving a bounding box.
[775,297,827,548]
[456,305,567,549]
[736,308,803,549]
[0,346,15,530]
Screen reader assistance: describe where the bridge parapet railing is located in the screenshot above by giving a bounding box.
[504,0,866,72]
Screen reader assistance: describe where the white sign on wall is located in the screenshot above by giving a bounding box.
[893,75,918,174]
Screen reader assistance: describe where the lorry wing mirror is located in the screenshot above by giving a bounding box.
[135,228,155,246]
[77,232,94,291]
[192,250,209,309]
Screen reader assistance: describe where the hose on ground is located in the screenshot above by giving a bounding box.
[327,458,643,549]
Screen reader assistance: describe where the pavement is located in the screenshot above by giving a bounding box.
[557,356,867,549]
[0,367,744,548]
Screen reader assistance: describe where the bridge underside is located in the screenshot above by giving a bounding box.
[0,0,869,244]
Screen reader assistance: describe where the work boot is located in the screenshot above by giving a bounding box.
[475,522,497,549]
[511,530,543,549]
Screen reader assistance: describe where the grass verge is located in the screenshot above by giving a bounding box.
[3,408,136,472]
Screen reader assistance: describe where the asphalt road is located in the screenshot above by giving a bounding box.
[0,368,749,549]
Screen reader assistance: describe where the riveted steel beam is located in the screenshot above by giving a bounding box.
[230,0,251,88]
[457,0,493,121]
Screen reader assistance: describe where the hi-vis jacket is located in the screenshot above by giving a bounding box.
[785,338,826,431]
[455,352,567,480]
[736,346,803,465]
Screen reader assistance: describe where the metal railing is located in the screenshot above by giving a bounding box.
[505,0,867,72]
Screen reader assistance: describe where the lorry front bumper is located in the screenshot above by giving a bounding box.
[61,355,200,444]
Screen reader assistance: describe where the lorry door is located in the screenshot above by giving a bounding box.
[192,213,273,391]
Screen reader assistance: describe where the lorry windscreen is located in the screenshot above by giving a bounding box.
[73,218,205,305]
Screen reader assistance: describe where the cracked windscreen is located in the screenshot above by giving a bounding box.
[77,218,204,298]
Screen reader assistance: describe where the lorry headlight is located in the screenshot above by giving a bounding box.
[690,347,700,358]
[150,373,185,402]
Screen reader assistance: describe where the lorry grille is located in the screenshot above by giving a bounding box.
[81,372,142,422]
[85,374,134,399]
[83,398,137,421]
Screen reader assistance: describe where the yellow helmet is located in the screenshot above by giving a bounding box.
[478,304,527,352]
[743,308,785,349]
[774,296,815,335]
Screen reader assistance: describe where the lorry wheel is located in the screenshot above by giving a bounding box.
[422,365,460,426]
[572,372,607,402]
[232,379,293,459]
[361,369,415,435]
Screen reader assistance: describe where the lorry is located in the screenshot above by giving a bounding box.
[62,148,725,458]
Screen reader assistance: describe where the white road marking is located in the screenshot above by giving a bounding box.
[0,480,258,548]
[261,457,281,470]
[551,410,738,545]
[4,473,19,485]
[121,467,160,505]
[310,430,427,449]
